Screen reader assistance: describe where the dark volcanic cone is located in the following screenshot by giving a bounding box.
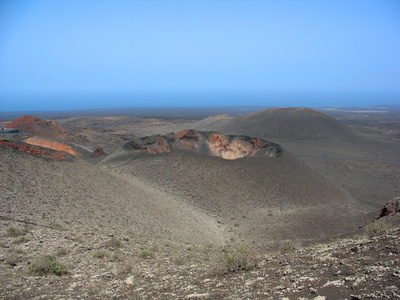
[101,130,364,244]
[195,107,359,141]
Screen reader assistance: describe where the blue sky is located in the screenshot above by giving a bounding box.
[1,0,399,111]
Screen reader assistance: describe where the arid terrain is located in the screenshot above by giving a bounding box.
[1,106,399,299]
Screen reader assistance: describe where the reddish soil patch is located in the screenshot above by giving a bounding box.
[23,137,78,156]
[0,140,71,160]
[5,115,74,140]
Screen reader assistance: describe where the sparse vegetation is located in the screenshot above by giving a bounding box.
[93,250,108,259]
[6,227,28,237]
[365,221,389,238]
[118,262,134,275]
[71,235,84,243]
[28,255,66,276]
[150,244,159,252]
[280,240,301,253]
[139,250,155,259]
[105,237,123,249]
[2,108,400,298]
[55,248,69,256]
[173,257,185,265]
[213,245,258,274]
[15,236,31,244]
[6,254,20,266]
[53,223,65,231]
[110,252,123,262]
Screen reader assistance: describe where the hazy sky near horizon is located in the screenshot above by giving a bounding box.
[1,0,400,111]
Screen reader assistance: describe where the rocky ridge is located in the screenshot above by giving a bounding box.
[22,136,78,156]
[124,130,282,160]
[0,140,73,161]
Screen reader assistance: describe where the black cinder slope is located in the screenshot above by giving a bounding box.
[101,140,366,245]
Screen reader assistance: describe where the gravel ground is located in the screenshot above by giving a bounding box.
[1,218,399,299]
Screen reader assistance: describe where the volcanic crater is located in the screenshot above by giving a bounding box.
[124,130,283,160]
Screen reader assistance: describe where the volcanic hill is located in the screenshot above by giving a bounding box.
[100,130,364,244]
[1,115,108,161]
[4,115,76,141]
[191,107,359,141]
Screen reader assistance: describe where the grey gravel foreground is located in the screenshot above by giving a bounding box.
[1,218,399,299]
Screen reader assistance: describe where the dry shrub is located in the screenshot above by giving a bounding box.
[280,240,301,253]
[6,254,21,266]
[93,250,108,259]
[105,237,122,249]
[365,220,389,238]
[139,250,155,259]
[6,227,28,237]
[212,245,258,275]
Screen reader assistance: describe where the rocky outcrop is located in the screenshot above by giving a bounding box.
[0,140,72,160]
[92,147,106,158]
[378,197,400,218]
[124,130,282,160]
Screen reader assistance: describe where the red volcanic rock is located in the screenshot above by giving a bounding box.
[173,130,203,153]
[125,135,171,154]
[5,115,74,140]
[23,137,78,156]
[0,140,71,160]
[92,147,107,158]
[124,130,282,160]
[378,197,400,218]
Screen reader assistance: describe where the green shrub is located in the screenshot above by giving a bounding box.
[28,255,66,276]
[6,227,28,237]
